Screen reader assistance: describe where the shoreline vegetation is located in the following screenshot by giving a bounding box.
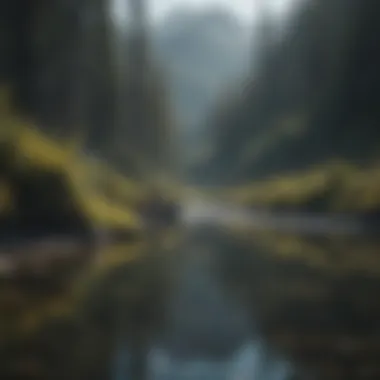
[219,161,380,215]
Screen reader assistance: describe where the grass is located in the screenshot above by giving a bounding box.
[15,128,143,229]
[223,161,380,213]
[0,85,148,231]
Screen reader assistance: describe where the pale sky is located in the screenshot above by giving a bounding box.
[113,0,300,26]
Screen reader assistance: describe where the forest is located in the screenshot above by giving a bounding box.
[0,2,176,377]
[189,0,380,214]
[1,0,380,379]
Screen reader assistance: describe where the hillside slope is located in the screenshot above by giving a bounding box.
[193,0,380,214]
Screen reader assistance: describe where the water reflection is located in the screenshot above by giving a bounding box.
[148,225,380,379]
[115,342,294,380]
[215,228,380,379]
[113,226,297,379]
[3,223,380,379]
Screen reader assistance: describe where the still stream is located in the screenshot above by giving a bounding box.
[111,201,380,379]
[112,224,295,380]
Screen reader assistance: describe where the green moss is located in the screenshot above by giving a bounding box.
[224,161,380,213]
[0,117,146,231]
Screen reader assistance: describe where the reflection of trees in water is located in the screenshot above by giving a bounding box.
[0,241,174,380]
[77,245,174,380]
[3,226,380,379]
[228,341,294,380]
[215,230,380,379]
[137,227,294,380]
[161,227,251,361]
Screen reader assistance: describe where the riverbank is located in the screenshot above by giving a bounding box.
[221,162,380,214]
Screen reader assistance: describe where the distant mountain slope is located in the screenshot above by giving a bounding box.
[190,0,380,213]
[153,6,251,133]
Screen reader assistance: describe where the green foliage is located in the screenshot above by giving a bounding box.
[225,162,380,213]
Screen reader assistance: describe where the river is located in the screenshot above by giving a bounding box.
[111,200,380,379]
[113,225,296,380]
